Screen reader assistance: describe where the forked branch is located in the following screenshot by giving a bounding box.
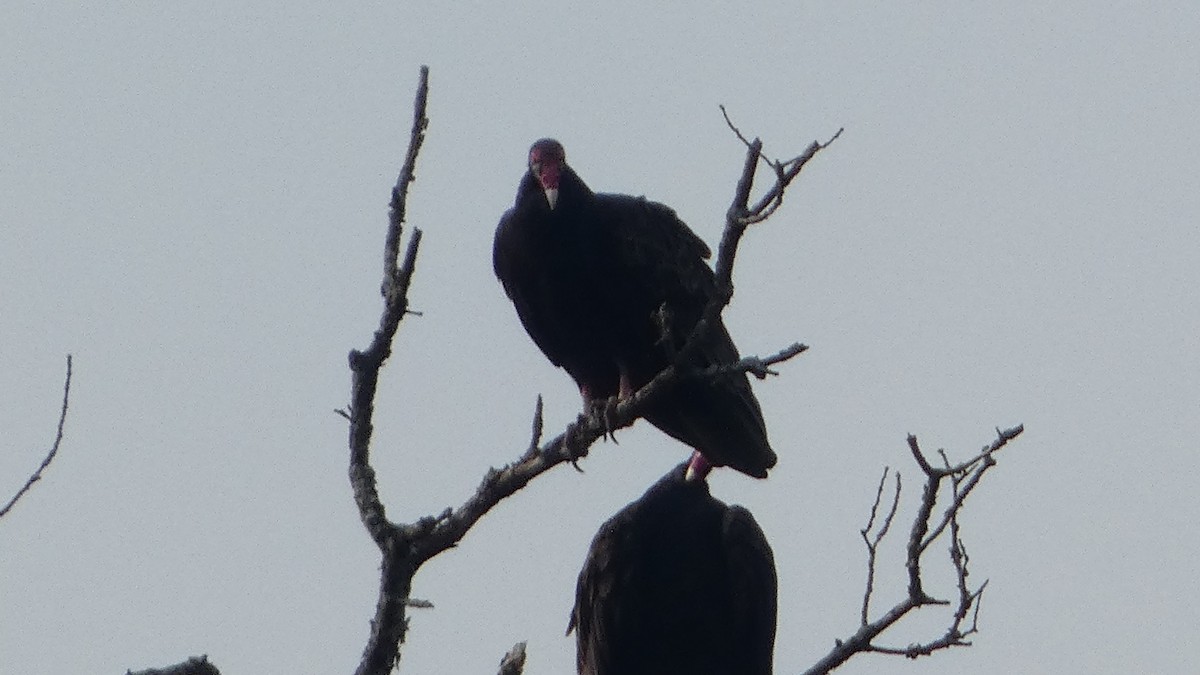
[803,424,1024,674]
[669,109,839,382]
[345,65,429,675]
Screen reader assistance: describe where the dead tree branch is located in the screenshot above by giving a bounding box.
[803,424,1024,674]
[345,64,428,675]
[719,105,844,227]
[495,642,527,675]
[343,72,834,673]
[1,354,72,521]
[700,342,809,380]
[669,110,840,383]
[126,655,221,675]
[859,468,901,626]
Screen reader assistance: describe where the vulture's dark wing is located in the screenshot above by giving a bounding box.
[493,204,570,370]
[570,466,778,675]
[723,505,779,674]
[593,195,777,477]
[568,510,634,675]
[594,195,715,350]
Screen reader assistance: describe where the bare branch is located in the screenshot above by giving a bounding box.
[524,395,544,461]
[715,135,763,288]
[345,65,430,675]
[744,128,844,225]
[719,104,756,150]
[126,656,221,675]
[496,642,527,675]
[718,105,843,230]
[654,113,838,402]
[699,342,808,380]
[905,435,942,602]
[1,354,72,521]
[803,425,1023,674]
[918,426,1023,553]
[859,469,901,626]
[948,515,981,634]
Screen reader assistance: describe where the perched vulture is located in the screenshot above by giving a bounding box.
[493,138,777,478]
[569,464,778,675]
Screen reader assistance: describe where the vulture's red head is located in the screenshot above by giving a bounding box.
[528,138,565,210]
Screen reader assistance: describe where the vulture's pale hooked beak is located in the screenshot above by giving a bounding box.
[544,188,559,210]
[684,451,713,482]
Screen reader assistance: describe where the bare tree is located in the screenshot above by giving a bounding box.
[343,66,1022,675]
[131,66,1021,674]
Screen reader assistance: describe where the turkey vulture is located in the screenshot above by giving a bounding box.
[569,463,778,675]
[493,139,777,478]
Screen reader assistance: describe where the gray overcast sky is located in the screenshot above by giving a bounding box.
[3,2,1198,674]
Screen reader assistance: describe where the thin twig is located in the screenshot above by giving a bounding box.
[744,128,844,225]
[699,342,808,380]
[862,468,890,538]
[860,468,901,626]
[0,354,72,520]
[719,104,756,150]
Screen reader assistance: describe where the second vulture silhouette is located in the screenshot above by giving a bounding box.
[569,463,778,674]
